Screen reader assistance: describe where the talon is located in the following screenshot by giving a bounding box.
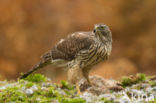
[76,83,81,95]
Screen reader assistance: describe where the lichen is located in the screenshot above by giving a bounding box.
[0,73,155,103]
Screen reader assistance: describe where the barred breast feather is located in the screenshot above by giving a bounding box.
[75,41,110,69]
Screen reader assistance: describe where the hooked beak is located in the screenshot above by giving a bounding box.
[93,28,96,33]
[93,25,98,33]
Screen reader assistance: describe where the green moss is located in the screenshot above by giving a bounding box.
[149,99,156,103]
[61,80,75,91]
[121,77,132,87]
[24,74,47,83]
[101,97,113,103]
[59,98,85,103]
[0,86,28,102]
[0,74,85,103]
[121,73,146,87]
[26,81,34,88]
[0,73,154,103]
[136,73,146,82]
[149,81,156,87]
[61,80,69,88]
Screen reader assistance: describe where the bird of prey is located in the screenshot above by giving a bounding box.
[20,24,112,93]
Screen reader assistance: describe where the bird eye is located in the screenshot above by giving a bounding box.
[100,26,104,29]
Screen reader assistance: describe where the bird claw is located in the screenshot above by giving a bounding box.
[76,84,81,95]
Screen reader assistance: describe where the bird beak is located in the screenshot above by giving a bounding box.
[93,28,96,33]
[93,24,98,33]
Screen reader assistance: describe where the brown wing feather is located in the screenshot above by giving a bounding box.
[51,32,95,61]
[19,32,95,79]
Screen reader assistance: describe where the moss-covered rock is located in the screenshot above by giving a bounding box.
[121,73,146,87]
[0,74,85,103]
[0,73,155,103]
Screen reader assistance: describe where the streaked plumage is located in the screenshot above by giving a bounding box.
[20,24,112,87]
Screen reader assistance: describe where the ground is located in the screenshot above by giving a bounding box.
[0,74,155,103]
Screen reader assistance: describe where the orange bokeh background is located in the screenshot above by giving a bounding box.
[0,0,156,82]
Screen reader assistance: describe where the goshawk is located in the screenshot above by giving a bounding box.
[20,24,112,92]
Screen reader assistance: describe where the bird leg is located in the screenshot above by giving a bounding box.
[76,83,81,95]
[83,68,91,85]
[67,65,84,94]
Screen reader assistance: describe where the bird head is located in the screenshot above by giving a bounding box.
[93,24,112,43]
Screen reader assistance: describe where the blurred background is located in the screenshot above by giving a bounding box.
[0,0,156,82]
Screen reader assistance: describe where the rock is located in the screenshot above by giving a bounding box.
[79,75,124,95]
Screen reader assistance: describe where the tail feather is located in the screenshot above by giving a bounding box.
[19,51,51,79]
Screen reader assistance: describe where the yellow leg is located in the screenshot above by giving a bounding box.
[67,66,83,95]
[76,83,81,95]
[83,69,92,85]
[86,76,91,85]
